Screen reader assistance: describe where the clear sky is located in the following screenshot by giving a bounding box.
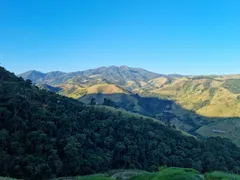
[1,0,240,75]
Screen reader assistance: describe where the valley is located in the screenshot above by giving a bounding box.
[20,66,240,119]
[3,0,240,179]
[20,66,240,146]
[1,65,240,179]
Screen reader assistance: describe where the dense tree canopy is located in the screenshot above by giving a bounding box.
[1,66,240,180]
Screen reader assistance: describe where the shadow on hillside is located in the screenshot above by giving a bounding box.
[79,93,240,135]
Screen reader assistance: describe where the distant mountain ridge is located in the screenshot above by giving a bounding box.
[19,66,163,86]
[3,65,240,179]
[19,66,240,118]
[19,65,240,146]
[20,70,66,84]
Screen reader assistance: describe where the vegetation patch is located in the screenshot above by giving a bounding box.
[222,79,240,94]
[204,171,240,180]
[192,100,210,111]
[77,175,113,180]
[196,118,240,147]
[130,168,202,180]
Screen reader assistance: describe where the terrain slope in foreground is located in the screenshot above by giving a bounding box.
[1,66,239,179]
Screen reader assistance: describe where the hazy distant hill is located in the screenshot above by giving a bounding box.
[20,70,66,84]
[20,70,46,83]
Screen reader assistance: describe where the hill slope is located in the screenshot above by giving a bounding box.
[2,167,240,180]
[19,66,240,146]
[19,66,163,88]
[2,66,240,179]
[79,93,207,132]
[196,118,240,147]
[19,67,240,118]
[141,76,240,117]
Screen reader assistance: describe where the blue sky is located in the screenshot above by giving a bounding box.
[1,0,240,75]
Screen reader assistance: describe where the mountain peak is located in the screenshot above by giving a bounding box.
[20,69,43,75]
[19,70,46,82]
[120,65,129,69]
[19,66,163,85]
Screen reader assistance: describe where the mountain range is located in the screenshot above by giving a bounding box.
[19,65,240,117]
[19,66,240,145]
[4,65,240,179]
[20,66,162,86]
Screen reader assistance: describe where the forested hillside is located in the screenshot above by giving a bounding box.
[2,66,240,180]
[79,93,207,132]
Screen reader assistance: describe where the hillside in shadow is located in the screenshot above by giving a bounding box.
[79,93,240,136]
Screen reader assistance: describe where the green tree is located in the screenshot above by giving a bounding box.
[90,97,96,105]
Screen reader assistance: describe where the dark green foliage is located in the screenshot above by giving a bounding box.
[90,97,96,105]
[137,96,172,115]
[1,66,240,179]
[193,100,210,111]
[38,84,62,92]
[209,88,216,98]
[103,98,118,108]
[222,79,240,94]
[202,80,211,88]
[19,70,45,83]
[182,81,193,93]
[238,96,240,103]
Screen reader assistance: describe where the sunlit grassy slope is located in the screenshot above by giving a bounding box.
[58,84,126,99]
[46,168,240,180]
[58,75,240,118]
[141,76,240,117]
[58,84,87,99]
[130,168,202,180]
[87,84,125,94]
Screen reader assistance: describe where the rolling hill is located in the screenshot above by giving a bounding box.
[196,117,240,147]
[3,167,240,180]
[19,66,240,145]
[19,66,163,88]
[140,75,240,118]
[19,66,240,118]
[79,93,208,132]
[4,65,240,179]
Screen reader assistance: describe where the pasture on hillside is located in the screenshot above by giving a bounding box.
[197,118,240,147]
